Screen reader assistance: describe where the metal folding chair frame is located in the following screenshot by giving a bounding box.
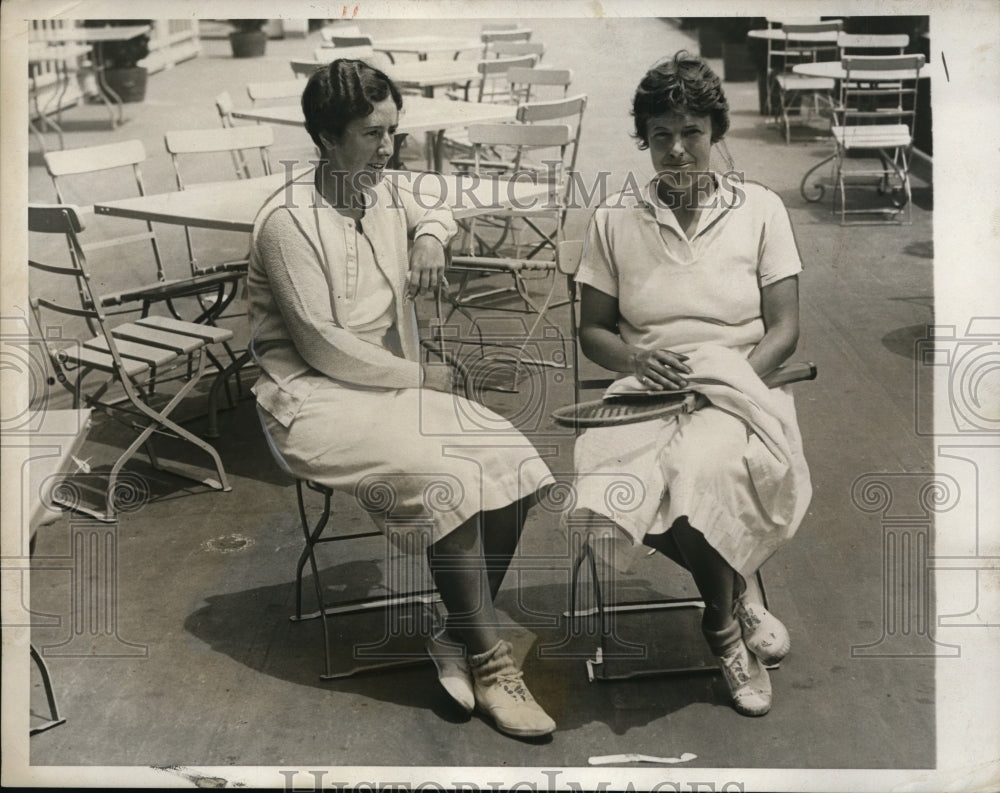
[289,480,442,680]
[255,409,441,680]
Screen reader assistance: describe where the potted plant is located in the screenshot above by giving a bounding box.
[85,19,151,103]
[229,20,268,58]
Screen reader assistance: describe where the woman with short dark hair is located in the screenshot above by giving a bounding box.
[570,52,811,717]
[248,59,556,738]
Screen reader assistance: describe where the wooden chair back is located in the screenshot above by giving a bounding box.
[214,90,236,127]
[43,140,167,283]
[475,55,539,102]
[246,79,305,105]
[164,125,274,188]
[489,41,545,61]
[837,32,909,54]
[517,93,588,175]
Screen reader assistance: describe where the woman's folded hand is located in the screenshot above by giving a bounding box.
[407,235,447,298]
[630,348,693,391]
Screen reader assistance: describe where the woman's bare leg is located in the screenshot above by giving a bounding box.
[426,514,500,655]
[643,529,690,571]
[481,494,533,600]
[668,517,738,632]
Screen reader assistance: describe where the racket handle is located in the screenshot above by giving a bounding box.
[762,361,818,388]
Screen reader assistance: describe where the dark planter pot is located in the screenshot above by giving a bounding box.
[103,67,148,103]
[229,31,267,58]
[722,42,757,82]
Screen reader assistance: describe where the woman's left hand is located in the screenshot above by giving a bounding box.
[407,235,447,299]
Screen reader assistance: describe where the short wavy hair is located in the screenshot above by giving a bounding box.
[631,51,730,149]
[301,59,403,149]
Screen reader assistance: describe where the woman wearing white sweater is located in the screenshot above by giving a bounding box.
[247,59,555,739]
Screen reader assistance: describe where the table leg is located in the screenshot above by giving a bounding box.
[429,130,445,172]
[29,65,71,151]
[800,151,836,203]
[91,43,125,127]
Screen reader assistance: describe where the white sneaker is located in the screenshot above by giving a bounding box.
[717,638,772,717]
[470,640,555,738]
[734,595,791,666]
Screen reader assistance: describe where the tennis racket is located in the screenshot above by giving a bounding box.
[551,361,817,427]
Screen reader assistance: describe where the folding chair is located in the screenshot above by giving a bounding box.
[214,90,237,127]
[43,140,172,303]
[28,204,232,522]
[43,140,244,327]
[439,55,540,161]
[554,240,815,681]
[255,416,442,680]
[480,29,532,59]
[445,123,572,327]
[830,54,925,225]
[488,40,545,63]
[164,125,278,432]
[508,66,573,104]
[213,90,256,177]
[164,124,274,272]
[471,54,539,103]
[517,93,588,184]
[448,94,586,269]
[770,21,843,143]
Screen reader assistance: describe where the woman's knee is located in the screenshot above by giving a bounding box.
[428,514,481,557]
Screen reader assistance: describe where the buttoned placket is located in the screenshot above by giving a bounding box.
[344,218,359,301]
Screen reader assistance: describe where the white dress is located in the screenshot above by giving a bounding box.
[248,174,554,552]
[570,177,811,575]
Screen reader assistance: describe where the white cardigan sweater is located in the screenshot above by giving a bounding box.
[247,171,457,427]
